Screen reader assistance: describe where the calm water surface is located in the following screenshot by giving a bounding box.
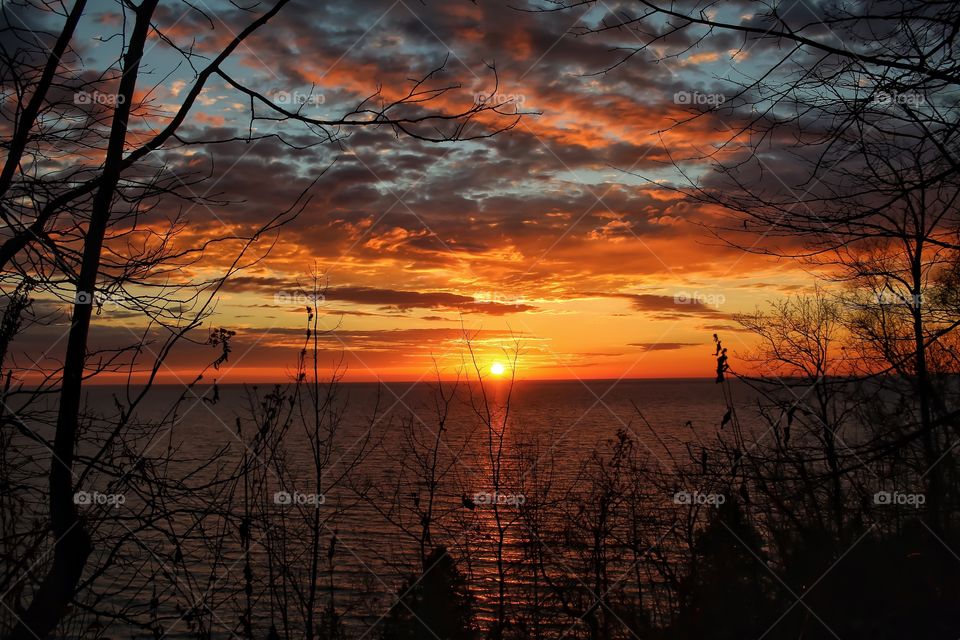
[72,379,761,637]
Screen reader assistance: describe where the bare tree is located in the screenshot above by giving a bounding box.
[0,2,522,638]
[547,0,960,533]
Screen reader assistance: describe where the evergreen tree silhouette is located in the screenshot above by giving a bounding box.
[380,547,476,640]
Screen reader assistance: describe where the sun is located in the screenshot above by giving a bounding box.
[490,362,506,376]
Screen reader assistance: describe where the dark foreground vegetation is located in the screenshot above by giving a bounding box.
[3,0,960,638]
[2,297,958,640]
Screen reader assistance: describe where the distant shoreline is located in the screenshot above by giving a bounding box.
[74,376,722,387]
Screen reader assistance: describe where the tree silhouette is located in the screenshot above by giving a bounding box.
[380,546,476,640]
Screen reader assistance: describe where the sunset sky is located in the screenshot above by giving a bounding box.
[16,0,823,383]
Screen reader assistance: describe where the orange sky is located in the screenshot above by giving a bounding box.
[11,0,822,385]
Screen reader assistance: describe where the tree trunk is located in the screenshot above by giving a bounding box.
[7,2,158,637]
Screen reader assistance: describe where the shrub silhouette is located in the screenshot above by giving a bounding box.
[674,497,777,639]
[380,546,476,640]
[778,520,960,639]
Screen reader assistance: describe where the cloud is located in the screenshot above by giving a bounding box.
[627,342,701,351]
[622,294,723,315]
[7,0,812,380]
[325,286,536,315]
[217,278,535,315]
[586,292,731,320]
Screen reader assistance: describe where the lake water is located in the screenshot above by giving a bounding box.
[54,379,763,637]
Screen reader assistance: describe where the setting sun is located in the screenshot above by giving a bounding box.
[490,362,506,376]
